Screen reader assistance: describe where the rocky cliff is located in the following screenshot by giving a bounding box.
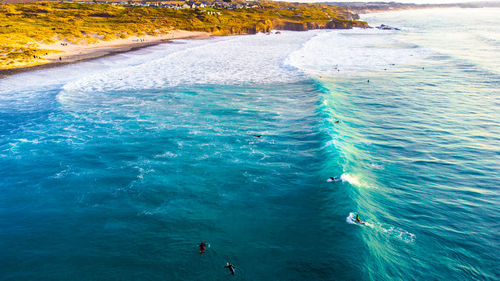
[210,19,368,35]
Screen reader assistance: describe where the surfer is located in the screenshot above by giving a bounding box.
[356,214,366,225]
[253,135,262,138]
[199,242,207,254]
[225,262,236,275]
[327,176,340,182]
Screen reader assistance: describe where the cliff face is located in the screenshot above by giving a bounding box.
[271,19,368,31]
[211,19,368,35]
[273,20,365,31]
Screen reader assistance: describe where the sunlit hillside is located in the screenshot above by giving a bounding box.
[0,1,367,69]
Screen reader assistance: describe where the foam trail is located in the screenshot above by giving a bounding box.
[346,212,358,225]
[346,213,416,243]
[375,223,416,243]
[339,173,378,189]
[340,174,361,186]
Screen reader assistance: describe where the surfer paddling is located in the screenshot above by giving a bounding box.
[199,242,207,254]
[225,262,236,275]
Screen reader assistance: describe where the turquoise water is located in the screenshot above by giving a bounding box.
[1,8,499,281]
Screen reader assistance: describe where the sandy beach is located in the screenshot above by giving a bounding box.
[0,30,209,77]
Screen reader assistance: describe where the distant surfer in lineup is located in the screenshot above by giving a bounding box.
[225,262,236,275]
[327,176,340,182]
[253,134,262,138]
[199,242,207,254]
[356,214,366,225]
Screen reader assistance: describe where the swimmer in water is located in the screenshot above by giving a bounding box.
[356,214,366,225]
[199,242,206,254]
[225,262,236,275]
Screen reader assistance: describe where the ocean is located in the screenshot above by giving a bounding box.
[0,8,498,281]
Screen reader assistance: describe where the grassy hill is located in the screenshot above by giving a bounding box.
[0,1,367,69]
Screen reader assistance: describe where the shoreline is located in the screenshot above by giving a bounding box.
[0,23,369,78]
[0,30,209,78]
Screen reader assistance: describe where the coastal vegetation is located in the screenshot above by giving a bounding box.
[0,1,367,69]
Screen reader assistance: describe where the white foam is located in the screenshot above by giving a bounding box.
[346,212,358,225]
[154,151,177,159]
[59,32,315,98]
[4,28,429,107]
[3,28,430,108]
[0,39,209,111]
[339,173,378,189]
[285,29,429,77]
[340,173,361,186]
[378,224,416,243]
[3,39,206,90]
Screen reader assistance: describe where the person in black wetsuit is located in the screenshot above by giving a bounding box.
[327,176,340,182]
[225,262,235,275]
[199,242,206,254]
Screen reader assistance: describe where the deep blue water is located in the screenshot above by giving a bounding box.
[1,8,499,281]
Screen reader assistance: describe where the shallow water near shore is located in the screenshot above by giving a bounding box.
[1,8,499,281]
